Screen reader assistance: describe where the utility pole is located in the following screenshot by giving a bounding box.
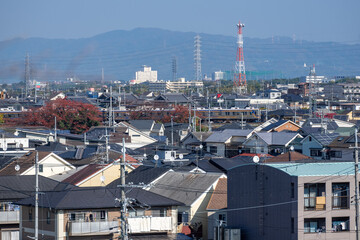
[208,103,212,132]
[355,128,359,240]
[105,128,110,163]
[54,116,57,142]
[120,138,128,240]
[109,86,113,127]
[171,116,174,146]
[35,151,39,240]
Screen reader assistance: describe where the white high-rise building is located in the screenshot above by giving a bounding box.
[134,65,157,84]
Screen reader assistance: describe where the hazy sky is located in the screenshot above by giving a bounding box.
[0,0,359,43]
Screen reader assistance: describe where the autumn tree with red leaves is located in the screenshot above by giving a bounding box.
[162,105,190,123]
[20,98,101,134]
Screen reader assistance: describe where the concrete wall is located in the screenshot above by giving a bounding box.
[297,175,357,240]
[227,165,297,240]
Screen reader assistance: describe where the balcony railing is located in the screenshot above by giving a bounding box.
[69,220,118,236]
[332,196,349,209]
[0,210,19,223]
[304,197,326,210]
[128,216,173,233]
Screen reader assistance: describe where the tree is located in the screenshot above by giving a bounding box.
[20,98,101,134]
[162,105,190,123]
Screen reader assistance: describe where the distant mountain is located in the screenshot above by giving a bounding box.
[0,28,359,83]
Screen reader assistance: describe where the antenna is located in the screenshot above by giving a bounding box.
[234,21,247,95]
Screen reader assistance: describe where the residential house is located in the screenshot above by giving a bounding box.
[17,187,183,239]
[264,151,312,163]
[0,175,73,240]
[301,133,339,160]
[181,132,212,150]
[0,151,75,177]
[261,120,300,133]
[205,129,254,158]
[129,120,165,137]
[227,162,358,239]
[327,134,359,161]
[242,132,302,156]
[148,171,225,239]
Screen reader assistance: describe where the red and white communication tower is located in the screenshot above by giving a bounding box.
[234,21,247,94]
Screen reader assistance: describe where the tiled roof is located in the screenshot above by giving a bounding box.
[255,132,299,146]
[262,120,289,131]
[206,129,253,143]
[129,120,155,131]
[148,172,223,206]
[265,151,312,163]
[62,164,104,185]
[206,178,227,210]
[0,151,51,176]
[0,175,74,201]
[18,187,183,209]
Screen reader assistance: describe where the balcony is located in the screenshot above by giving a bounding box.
[0,210,19,224]
[128,216,173,233]
[69,220,118,236]
[304,196,326,211]
[332,196,349,209]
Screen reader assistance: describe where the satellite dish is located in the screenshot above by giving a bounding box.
[121,147,126,153]
[154,155,159,161]
[15,164,20,172]
[107,146,111,150]
[290,146,294,151]
[100,175,105,182]
[199,145,203,149]
[179,154,184,159]
[143,153,147,158]
[253,156,260,163]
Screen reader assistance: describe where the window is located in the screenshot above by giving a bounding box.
[47,211,51,224]
[69,212,85,222]
[219,213,226,224]
[39,164,43,173]
[309,136,312,142]
[178,212,189,224]
[332,183,349,209]
[291,217,295,233]
[330,151,342,158]
[310,149,322,157]
[304,218,325,233]
[209,146,217,154]
[29,208,33,221]
[291,182,295,199]
[332,217,349,232]
[304,183,326,210]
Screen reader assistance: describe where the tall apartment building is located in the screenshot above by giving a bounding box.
[133,65,157,84]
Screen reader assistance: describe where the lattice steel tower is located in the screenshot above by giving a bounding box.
[172,56,177,81]
[25,53,31,98]
[194,35,202,81]
[234,21,247,94]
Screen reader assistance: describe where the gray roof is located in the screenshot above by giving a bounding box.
[155,94,189,103]
[107,166,170,187]
[148,171,222,206]
[205,129,253,143]
[129,120,155,131]
[0,175,74,201]
[310,132,340,146]
[17,187,183,209]
[255,132,299,145]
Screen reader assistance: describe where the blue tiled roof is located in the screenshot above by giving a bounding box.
[267,162,356,176]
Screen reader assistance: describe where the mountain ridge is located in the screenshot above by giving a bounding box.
[0,28,359,83]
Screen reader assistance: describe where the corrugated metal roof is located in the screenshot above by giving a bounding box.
[267,162,356,176]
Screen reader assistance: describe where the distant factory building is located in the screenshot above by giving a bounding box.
[212,70,225,81]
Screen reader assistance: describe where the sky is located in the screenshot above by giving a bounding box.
[0,0,359,43]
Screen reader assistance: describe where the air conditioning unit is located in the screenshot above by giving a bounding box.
[224,228,241,240]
